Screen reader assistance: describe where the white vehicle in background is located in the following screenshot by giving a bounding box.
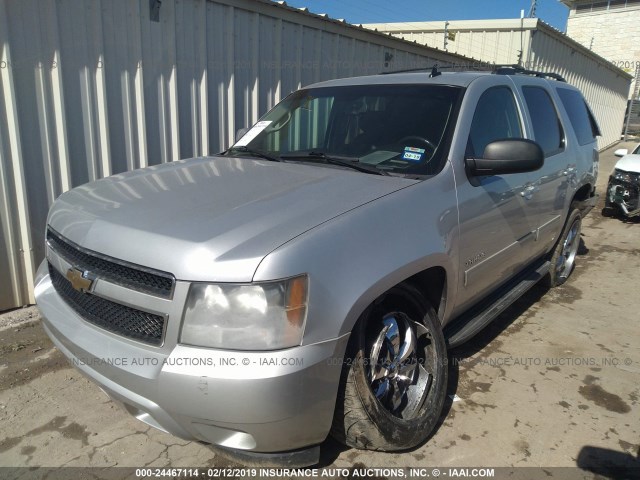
[605,143,640,218]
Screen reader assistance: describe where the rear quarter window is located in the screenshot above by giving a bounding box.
[557,88,599,146]
[522,86,564,157]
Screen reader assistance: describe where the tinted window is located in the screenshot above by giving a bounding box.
[468,87,523,158]
[523,87,564,157]
[557,88,598,145]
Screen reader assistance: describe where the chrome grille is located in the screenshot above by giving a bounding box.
[49,263,166,346]
[46,228,175,298]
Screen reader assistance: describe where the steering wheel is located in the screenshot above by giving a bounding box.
[398,136,436,152]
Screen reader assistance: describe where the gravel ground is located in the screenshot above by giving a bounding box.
[0,306,41,332]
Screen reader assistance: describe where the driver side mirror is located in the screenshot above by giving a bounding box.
[465,139,544,177]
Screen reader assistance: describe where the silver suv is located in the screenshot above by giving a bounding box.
[36,68,599,466]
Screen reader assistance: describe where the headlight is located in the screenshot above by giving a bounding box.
[180,275,308,350]
[612,169,638,184]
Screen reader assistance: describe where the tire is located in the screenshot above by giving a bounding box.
[330,283,448,451]
[544,205,582,287]
[601,206,616,218]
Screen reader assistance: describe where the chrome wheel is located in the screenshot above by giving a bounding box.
[555,217,581,281]
[331,283,448,451]
[367,312,435,419]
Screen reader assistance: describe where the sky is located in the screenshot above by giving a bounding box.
[275,0,570,32]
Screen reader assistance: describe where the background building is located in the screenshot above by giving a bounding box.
[561,0,640,134]
[562,0,640,80]
[364,18,632,150]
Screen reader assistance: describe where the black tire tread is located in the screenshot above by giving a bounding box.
[330,283,447,451]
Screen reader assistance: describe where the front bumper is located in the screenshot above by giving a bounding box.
[606,176,640,217]
[35,260,348,462]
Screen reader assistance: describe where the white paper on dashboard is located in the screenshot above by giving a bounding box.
[234,121,272,147]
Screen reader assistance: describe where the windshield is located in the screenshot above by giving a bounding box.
[232,84,463,176]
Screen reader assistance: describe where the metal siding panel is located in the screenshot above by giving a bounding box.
[226,5,237,145]
[175,0,195,159]
[140,0,168,165]
[206,1,224,153]
[0,79,26,309]
[0,0,36,305]
[234,8,253,132]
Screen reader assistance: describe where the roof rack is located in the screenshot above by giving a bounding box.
[493,65,566,82]
[379,63,485,76]
[379,67,433,75]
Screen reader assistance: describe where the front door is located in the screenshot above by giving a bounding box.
[455,85,538,311]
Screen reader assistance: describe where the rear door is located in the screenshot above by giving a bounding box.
[514,79,570,256]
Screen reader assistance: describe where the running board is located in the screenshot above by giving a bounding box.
[445,260,551,348]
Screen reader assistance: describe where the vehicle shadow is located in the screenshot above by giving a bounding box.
[442,282,550,424]
[317,435,350,466]
[601,208,640,224]
[576,445,640,479]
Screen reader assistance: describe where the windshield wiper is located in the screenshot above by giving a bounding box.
[224,146,281,162]
[281,151,389,176]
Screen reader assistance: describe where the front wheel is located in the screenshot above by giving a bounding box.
[331,284,447,451]
[545,205,582,287]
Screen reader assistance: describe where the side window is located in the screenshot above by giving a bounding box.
[557,88,599,145]
[467,87,523,158]
[522,86,564,157]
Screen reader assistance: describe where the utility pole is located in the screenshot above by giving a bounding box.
[518,10,525,67]
[444,21,449,51]
[623,63,640,141]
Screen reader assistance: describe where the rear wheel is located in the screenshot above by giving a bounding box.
[331,284,447,451]
[545,206,582,287]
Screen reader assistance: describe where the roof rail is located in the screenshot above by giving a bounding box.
[493,65,566,82]
[379,67,433,75]
[379,63,485,76]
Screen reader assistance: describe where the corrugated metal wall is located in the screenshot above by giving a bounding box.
[527,24,631,151]
[374,19,537,65]
[365,19,632,151]
[0,0,474,310]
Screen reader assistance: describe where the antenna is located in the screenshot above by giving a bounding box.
[528,0,537,18]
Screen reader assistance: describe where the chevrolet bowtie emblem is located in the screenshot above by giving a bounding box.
[66,268,93,293]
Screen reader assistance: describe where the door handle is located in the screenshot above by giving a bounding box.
[521,185,536,200]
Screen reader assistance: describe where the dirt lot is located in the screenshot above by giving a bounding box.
[1,143,639,476]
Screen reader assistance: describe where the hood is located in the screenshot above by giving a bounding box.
[615,154,640,174]
[48,156,416,282]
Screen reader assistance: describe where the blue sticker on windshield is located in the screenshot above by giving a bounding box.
[402,146,425,162]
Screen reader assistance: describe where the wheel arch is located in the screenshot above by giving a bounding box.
[570,182,596,218]
[340,261,451,338]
